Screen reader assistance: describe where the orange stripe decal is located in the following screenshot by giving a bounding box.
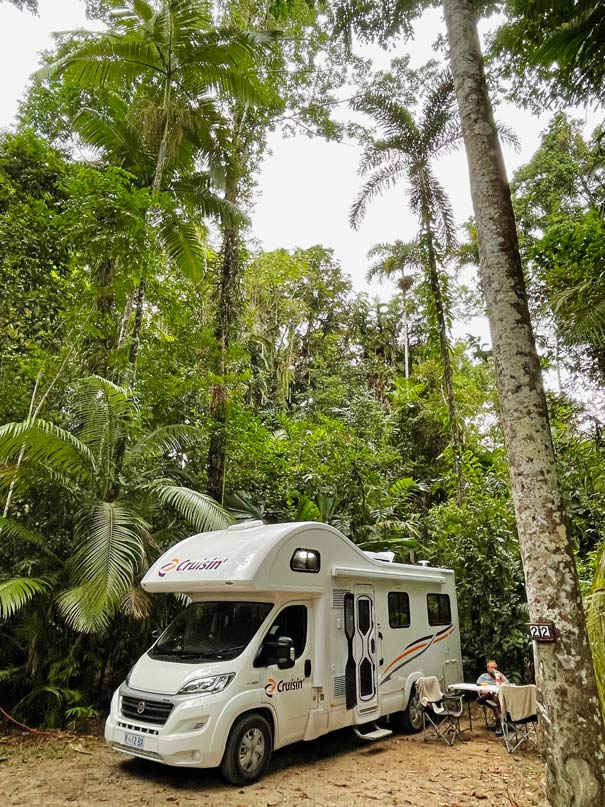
[382,642,430,676]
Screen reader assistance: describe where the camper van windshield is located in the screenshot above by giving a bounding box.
[149,601,273,662]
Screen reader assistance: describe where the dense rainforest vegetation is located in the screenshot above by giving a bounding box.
[0,3,604,789]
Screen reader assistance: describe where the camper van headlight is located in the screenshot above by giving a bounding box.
[179,673,235,695]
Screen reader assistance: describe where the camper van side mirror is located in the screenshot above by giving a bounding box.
[255,636,295,669]
[275,637,295,670]
[151,629,161,641]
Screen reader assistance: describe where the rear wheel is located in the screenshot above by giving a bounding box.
[220,713,273,786]
[391,684,423,733]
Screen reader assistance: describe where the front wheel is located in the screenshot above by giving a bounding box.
[220,713,273,786]
[391,684,423,734]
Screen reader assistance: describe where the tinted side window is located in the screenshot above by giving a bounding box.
[388,592,410,628]
[265,604,308,658]
[427,593,451,626]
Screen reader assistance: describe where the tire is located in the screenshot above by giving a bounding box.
[220,713,273,786]
[391,683,423,734]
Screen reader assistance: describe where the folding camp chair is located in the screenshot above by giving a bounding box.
[498,684,538,753]
[416,676,465,746]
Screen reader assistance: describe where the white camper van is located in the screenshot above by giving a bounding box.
[105,520,463,784]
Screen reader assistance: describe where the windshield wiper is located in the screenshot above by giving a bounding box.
[212,644,247,656]
[151,648,205,658]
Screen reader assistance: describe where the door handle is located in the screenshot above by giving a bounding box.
[370,638,375,654]
[304,659,312,678]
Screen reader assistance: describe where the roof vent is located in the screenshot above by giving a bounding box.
[227,519,265,531]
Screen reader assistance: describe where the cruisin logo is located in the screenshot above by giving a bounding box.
[158,556,227,577]
[264,677,304,697]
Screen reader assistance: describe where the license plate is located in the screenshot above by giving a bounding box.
[124,732,145,750]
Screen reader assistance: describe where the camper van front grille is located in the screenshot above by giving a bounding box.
[333,674,346,697]
[121,695,174,725]
[332,589,349,609]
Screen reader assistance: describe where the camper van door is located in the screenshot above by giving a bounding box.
[353,584,379,720]
[258,602,314,745]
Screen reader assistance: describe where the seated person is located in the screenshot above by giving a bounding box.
[476,659,508,734]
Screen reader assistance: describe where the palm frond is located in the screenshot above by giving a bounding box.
[358,141,409,176]
[495,120,521,152]
[419,73,458,152]
[0,419,97,483]
[126,424,203,466]
[56,584,114,633]
[157,212,209,283]
[75,108,155,176]
[122,584,152,621]
[150,484,233,532]
[160,0,213,47]
[0,517,58,559]
[366,240,425,281]
[60,500,149,631]
[0,576,52,619]
[350,162,407,229]
[70,377,134,483]
[133,0,155,24]
[352,92,418,146]
[37,36,166,87]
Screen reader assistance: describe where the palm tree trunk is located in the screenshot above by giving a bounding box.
[207,200,240,504]
[443,1,605,803]
[127,278,146,371]
[87,257,119,376]
[423,210,464,503]
[206,100,250,503]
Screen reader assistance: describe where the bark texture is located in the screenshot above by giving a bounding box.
[442,1,605,804]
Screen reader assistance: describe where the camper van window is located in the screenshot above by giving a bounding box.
[256,604,308,665]
[149,601,272,662]
[388,592,411,628]
[290,548,320,573]
[427,593,452,626]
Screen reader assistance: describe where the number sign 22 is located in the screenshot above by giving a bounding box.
[529,623,555,642]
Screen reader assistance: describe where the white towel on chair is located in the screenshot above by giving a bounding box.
[416,676,443,706]
[499,684,537,722]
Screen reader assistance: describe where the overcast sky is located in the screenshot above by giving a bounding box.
[0,0,598,314]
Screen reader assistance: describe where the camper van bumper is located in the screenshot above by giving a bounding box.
[105,686,276,769]
[104,688,226,768]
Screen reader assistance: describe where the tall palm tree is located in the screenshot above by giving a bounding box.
[40,1,264,197]
[37,0,266,371]
[351,73,465,503]
[0,376,232,632]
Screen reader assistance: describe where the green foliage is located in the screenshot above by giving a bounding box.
[423,465,529,679]
[493,1,605,107]
[0,130,82,422]
[0,376,231,634]
[511,114,605,383]
[0,576,52,619]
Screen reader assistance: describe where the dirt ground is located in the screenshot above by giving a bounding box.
[0,709,545,807]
